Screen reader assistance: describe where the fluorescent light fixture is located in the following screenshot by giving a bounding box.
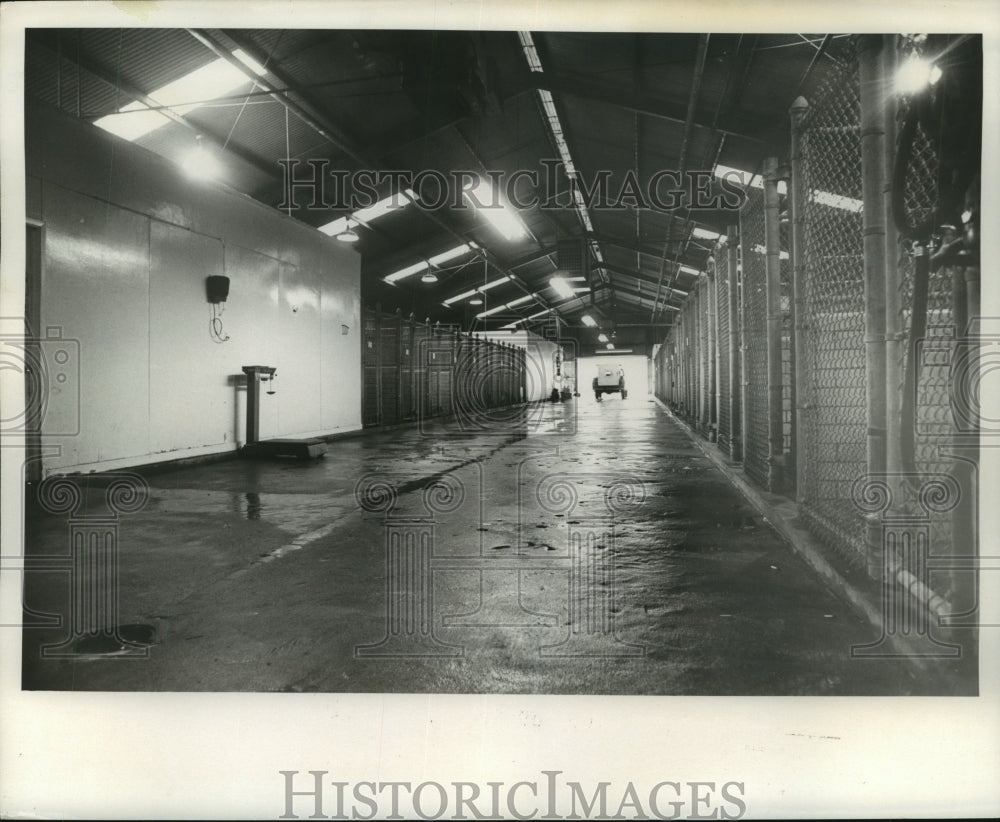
[678,265,702,277]
[384,242,478,284]
[384,261,429,283]
[522,39,603,264]
[355,190,416,224]
[714,164,763,190]
[550,276,575,299]
[319,191,417,237]
[896,55,942,94]
[692,227,722,241]
[462,178,527,240]
[813,190,864,213]
[501,307,552,328]
[95,54,260,142]
[429,243,477,266]
[442,275,512,306]
[598,333,608,343]
[566,276,587,282]
[581,314,597,327]
[572,287,590,293]
[475,293,540,319]
[524,308,551,320]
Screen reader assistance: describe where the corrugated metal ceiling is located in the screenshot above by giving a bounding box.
[23,27,845,332]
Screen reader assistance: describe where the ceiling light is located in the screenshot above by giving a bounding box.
[896,55,942,94]
[462,178,527,241]
[475,293,540,319]
[319,191,417,237]
[469,297,483,306]
[714,164,763,190]
[443,276,511,306]
[692,227,722,241]
[355,190,417,224]
[550,276,575,300]
[336,220,359,243]
[421,270,439,284]
[182,136,222,181]
[598,333,608,343]
[581,314,597,328]
[606,342,615,350]
[429,243,477,267]
[384,242,477,284]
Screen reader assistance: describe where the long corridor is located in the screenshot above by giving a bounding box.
[22,394,969,695]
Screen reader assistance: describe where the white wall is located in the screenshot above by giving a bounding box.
[26,101,362,476]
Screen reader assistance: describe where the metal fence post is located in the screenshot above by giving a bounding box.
[708,256,719,442]
[858,34,890,575]
[789,96,810,500]
[375,303,383,426]
[738,238,750,466]
[882,37,902,485]
[763,156,785,492]
[727,225,741,461]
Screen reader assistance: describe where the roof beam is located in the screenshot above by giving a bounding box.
[529,72,774,146]
[207,28,371,167]
[588,234,708,271]
[595,262,692,293]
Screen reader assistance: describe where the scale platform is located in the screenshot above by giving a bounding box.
[241,437,327,459]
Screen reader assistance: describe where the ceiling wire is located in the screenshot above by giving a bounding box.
[222,30,284,152]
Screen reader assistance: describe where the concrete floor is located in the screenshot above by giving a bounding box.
[21,393,974,694]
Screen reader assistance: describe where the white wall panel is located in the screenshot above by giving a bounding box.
[149,222,228,453]
[28,100,362,476]
[41,183,151,469]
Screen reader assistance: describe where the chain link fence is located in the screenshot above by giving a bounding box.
[739,187,771,489]
[715,247,735,457]
[650,35,975,605]
[894,39,956,585]
[796,48,868,564]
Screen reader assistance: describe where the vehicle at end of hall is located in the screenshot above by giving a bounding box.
[593,364,627,401]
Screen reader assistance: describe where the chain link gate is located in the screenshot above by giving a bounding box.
[793,48,869,563]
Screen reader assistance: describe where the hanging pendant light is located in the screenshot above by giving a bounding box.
[420,269,439,284]
[336,219,360,243]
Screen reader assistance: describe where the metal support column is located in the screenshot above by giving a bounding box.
[858,34,890,575]
[763,157,785,491]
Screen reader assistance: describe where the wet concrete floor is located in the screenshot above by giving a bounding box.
[21,394,973,693]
